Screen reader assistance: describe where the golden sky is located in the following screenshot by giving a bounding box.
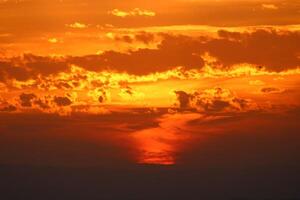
[0,0,300,166]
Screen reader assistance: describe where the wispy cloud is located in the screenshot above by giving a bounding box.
[109,8,156,18]
[48,38,58,43]
[262,4,278,10]
[66,22,88,29]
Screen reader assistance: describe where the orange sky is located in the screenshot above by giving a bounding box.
[0,0,300,165]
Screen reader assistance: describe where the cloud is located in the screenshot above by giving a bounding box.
[34,98,50,109]
[0,54,69,82]
[18,93,73,111]
[208,29,300,71]
[109,8,156,18]
[174,91,190,109]
[261,87,283,94]
[0,29,300,83]
[114,32,155,44]
[0,104,17,112]
[73,29,300,74]
[18,93,51,110]
[0,61,31,82]
[261,4,278,10]
[48,38,58,43]
[66,22,88,29]
[53,96,72,107]
[19,93,37,107]
[69,37,205,74]
[175,88,256,113]
[98,96,105,103]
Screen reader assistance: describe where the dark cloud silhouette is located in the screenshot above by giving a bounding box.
[115,35,134,43]
[18,93,53,110]
[0,105,17,112]
[35,29,300,74]
[23,54,70,76]
[175,91,191,109]
[98,96,104,103]
[135,32,155,44]
[115,32,155,44]
[0,55,70,82]
[19,93,37,107]
[69,40,205,75]
[175,88,255,112]
[211,29,300,70]
[34,99,50,109]
[261,87,282,93]
[0,29,299,82]
[0,62,31,82]
[53,96,72,107]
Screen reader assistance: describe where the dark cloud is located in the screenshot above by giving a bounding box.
[55,29,300,74]
[0,62,31,82]
[53,96,72,107]
[175,88,255,113]
[135,32,155,44]
[211,29,300,70]
[18,93,52,110]
[34,99,50,109]
[55,82,73,90]
[0,104,17,112]
[19,93,37,107]
[69,37,205,75]
[22,54,70,76]
[122,86,134,96]
[98,96,104,103]
[175,91,191,109]
[115,32,155,44]
[261,87,282,93]
[115,35,134,43]
[0,54,70,82]
[0,29,299,82]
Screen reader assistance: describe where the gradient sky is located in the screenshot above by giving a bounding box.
[0,0,300,167]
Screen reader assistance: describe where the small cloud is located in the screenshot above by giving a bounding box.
[53,96,72,106]
[96,50,104,55]
[262,4,278,10]
[109,8,156,18]
[175,91,190,109]
[48,38,58,43]
[98,96,104,103]
[104,24,114,28]
[111,32,155,45]
[109,9,129,18]
[261,87,283,94]
[96,24,115,30]
[34,99,50,109]
[66,22,88,29]
[105,32,115,39]
[134,32,155,44]
[19,93,37,107]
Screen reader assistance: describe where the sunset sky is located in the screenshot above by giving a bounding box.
[0,0,300,199]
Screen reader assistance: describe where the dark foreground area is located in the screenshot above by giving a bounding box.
[1,164,299,200]
[1,111,300,199]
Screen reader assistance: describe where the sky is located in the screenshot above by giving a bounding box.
[0,1,300,198]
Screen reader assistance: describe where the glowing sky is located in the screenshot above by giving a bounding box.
[0,0,300,165]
